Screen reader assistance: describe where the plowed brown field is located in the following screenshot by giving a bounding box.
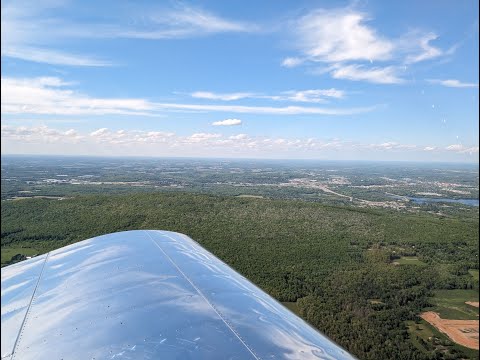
[465,301,479,308]
[421,312,479,350]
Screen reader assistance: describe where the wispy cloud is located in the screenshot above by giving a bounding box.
[365,142,418,151]
[1,1,256,66]
[427,79,479,88]
[190,89,345,103]
[1,0,112,66]
[192,92,255,101]
[119,5,257,39]
[212,119,242,126]
[2,76,372,116]
[445,144,479,154]
[404,32,443,64]
[185,133,222,143]
[1,46,112,67]
[280,89,345,102]
[281,57,304,68]
[330,65,404,84]
[153,102,375,115]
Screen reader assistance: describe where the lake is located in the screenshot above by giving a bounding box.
[408,197,479,207]
[387,194,479,207]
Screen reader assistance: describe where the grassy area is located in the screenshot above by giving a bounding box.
[1,247,39,265]
[396,256,427,266]
[368,299,386,305]
[429,289,479,320]
[407,319,437,352]
[469,269,479,281]
[281,301,301,316]
[236,195,264,199]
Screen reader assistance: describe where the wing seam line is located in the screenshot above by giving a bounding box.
[145,231,260,360]
[11,252,50,359]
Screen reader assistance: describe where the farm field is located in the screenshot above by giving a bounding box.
[429,289,479,320]
[420,312,478,350]
[1,247,39,266]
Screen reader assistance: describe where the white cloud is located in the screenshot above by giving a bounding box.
[331,65,404,84]
[281,57,304,68]
[293,8,394,63]
[1,45,112,67]
[192,92,254,101]
[212,119,242,126]
[428,79,479,88]
[446,144,464,151]
[2,76,373,116]
[90,128,109,137]
[3,124,478,160]
[365,142,417,151]
[88,129,175,145]
[1,124,84,143]
[446,144,479,153]
[185,133,222,143]
[1,77,155,116]
[284,6,450,84]
[229,134,248,140]
[282,89,345,102]
[404,33,442,64]
[191,89,345,103]
[154,102,375,115]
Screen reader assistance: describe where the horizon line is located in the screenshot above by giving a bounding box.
[1,153,479,166]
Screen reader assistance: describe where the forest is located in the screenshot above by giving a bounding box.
[2,192,478,359]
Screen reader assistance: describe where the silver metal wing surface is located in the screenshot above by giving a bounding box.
[1,230,356,360]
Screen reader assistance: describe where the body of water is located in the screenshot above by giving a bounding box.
[408,197,479,207]
[388,194,479,207]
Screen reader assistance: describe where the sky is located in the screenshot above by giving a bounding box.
[1,0,479,162]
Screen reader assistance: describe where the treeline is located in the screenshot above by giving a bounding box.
[1,192,478,359]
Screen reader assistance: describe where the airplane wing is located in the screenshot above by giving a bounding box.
[1,230,355,359]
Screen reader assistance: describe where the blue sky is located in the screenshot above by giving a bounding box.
[1,0,479,161]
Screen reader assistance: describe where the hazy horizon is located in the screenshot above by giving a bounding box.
[2,153,479,166]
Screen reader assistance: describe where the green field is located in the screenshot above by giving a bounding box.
[396,256,427,266]
[281,301,301,316]
[236,194,264,199]
[429,289,479,320]
[1,247,39,266]
[469,269,479,281]
[407,319,442,351]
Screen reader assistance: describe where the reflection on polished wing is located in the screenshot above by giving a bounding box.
[1,230,355,359]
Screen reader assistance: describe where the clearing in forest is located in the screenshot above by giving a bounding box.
[395,256,427,266]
